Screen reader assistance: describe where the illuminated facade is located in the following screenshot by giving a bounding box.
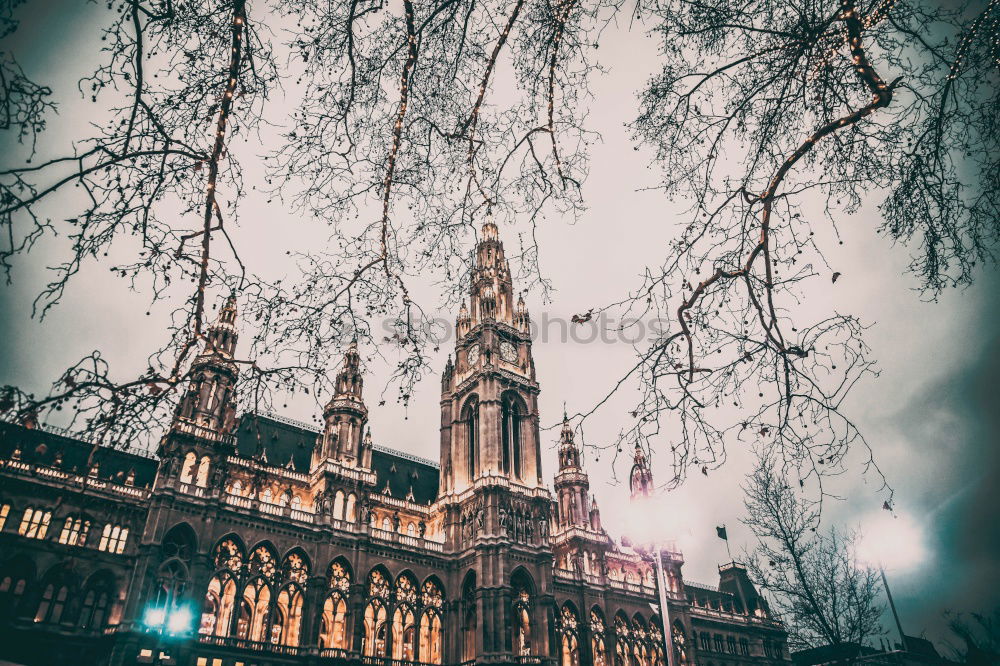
[0,219,789,666]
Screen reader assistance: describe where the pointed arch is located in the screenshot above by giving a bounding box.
[500,390,527,479]
[366,565,392,599]
[162,522,197,561]
[281,547,311,586]
[333,490,345,520]
[560,602,582,666]
[33,564,79,625]
[195,455,211,487]
[511,568,533,657]
[248,541,279,581]
[345,492,357,521]
[462,395,480,481]
[590,606,608,666]
[200,571,237,637]
[461,570,477,661]
[363,598,388,656]
[273,582,304,646]
[180,451,197,484]
[79,570,115,632]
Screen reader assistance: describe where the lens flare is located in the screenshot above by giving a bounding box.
[857,511,927,571]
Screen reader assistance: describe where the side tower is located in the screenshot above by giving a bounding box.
[551,414,611,578]
[438,214,554,662]
[157,295,240,493]
[309,343,377,528]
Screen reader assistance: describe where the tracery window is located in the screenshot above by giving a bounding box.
[395,574,417,605]
[560,605,581,666]
[672,621,689,665]
[273,585,303,646]
[282,552,309,586]
[0,503,9,530]
[363,600,388,656]
[512,576,532,656]
[614,614,632,666]
[58,516,90,546]
[249,545,277,580]
[463,397,479,480]
[368,569,390,599]
[200,573,237,636]
[18,507,51,539]
[213,538,244,572]
[419,579,445,664]
[319,560,352,649]
[591,609,608,666]
[34,583,69,624]
[501,392,524,479]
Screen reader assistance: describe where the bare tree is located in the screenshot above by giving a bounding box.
[945,609,1000,666]
[0,0,996,506]
[742,454,885,651]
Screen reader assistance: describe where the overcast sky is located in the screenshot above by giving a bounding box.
[1,0,997,651]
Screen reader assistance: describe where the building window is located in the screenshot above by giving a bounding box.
[500,392,524,480]
[464,398,479,481]
[727,635,737,654]
[18,507,51,539]
[99,524,129,553]
[0,503,9,531]
[559,605,581,666]
[700,632,711,651]
[34,584,70,624]
[58,516,91,546]
[714,634,724,652]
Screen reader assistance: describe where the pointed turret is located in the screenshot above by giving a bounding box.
[173,295,240,433]
[558,413,581,471]
[315,341,369,468]
[469,211,515,326]
[630,443,654,499]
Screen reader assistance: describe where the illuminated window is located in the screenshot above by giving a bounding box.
[58,516,91,546]
[99,524,129,554]
[18,507,51,539]
[0,503,9,531]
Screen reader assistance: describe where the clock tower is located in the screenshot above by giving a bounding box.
[439,214,541,496]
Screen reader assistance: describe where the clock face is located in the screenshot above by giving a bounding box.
[500,341,517,363]
[466,344,480,366]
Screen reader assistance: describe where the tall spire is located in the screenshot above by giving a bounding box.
[469,210,515,327]
[630,442,654,499]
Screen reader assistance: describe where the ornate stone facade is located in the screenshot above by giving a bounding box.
[0,218,790,666]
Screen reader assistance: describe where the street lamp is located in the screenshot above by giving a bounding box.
[626,495,676,666]
[857,511,927,650]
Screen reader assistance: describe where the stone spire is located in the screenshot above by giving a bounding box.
[554,411,591,529]
[629,443,654,500]
[469,211,515,326]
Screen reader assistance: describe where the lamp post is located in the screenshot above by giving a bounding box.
[651,542,675,666]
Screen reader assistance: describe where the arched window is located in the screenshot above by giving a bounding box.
[57,516,90,546]
[180,452,197,484]
[391,603,416,661]
[511,570,533,656]
[290,495,302,511]
[261,487,273,504]
[406,522,416,537]
[230,480,244,496]
[419,578,445,664]
[614,613,632,666]
[463,397,479,480]
[98,524,129,554]
[560,604,581,666]
[34,583,70,624]
[213,536,245,572]
[461,572,477,661]
[363,600,388,656]
[18,507,51,539]
[345,493,357,522]
[274,585,303,646]
[200,573,237,636]
[320,560,351,650]
[195,456,211,487]
[381,516,392,532]
[591,608,608,666]
[672,621,689,665]
[333,490,345,520]
[501,392,524,479]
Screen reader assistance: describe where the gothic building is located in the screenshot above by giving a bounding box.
[0,218,790,666]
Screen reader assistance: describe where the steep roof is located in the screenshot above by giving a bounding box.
[235,413,439,503]
[0,420,159,488]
